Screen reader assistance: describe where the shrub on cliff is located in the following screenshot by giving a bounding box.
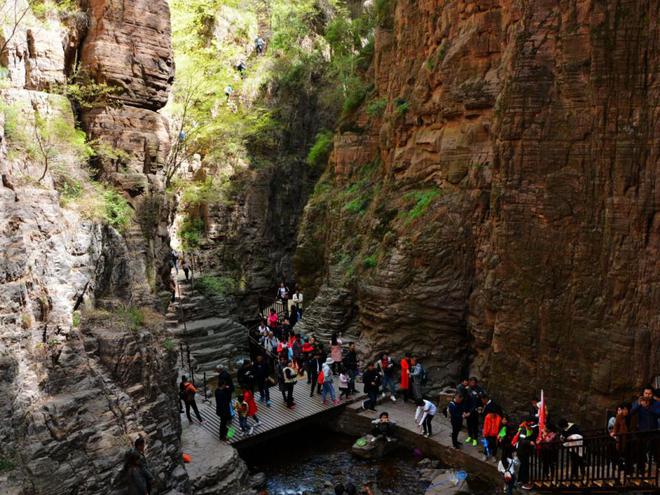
[103,189,133,232]
[307,130,334,167]
[196,275,237,298]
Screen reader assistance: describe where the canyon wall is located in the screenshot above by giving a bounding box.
[0,1,189,492]
[296,0,659,425]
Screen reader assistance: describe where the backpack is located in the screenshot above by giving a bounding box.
[317,370,325,385]
[183,382,196,401]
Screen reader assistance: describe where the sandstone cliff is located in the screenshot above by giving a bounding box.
[295,0,659,425]
[0,1,188,492]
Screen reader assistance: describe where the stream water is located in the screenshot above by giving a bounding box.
[241,428,431,494]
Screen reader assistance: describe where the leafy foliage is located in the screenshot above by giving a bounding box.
[307,130,334,167]
[116,306,145,332]
[363,254,377,269]
[103,189,133,231]
[196,275,237,298]
[401,188,441,221]
[178,216,205,251]
[366,98,387,117]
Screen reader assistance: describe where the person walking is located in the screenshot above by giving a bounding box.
[330,333,343,372]
[181,376,203,424]
[447,393,466,448]
[126,450,150,495]
[481,394,503,460]
[307,352,322,397]
[255,36,265,54]
[343,342,358,395]
[416,398,437,438]
[409,357,423,402]
[283,359,297,408]
[377,352,397,402]
[399,353,411,402]
[338,366,350,400]
[292,288,303,312]
[321,357,338,405]
[253,354,271,407]
[361,362,381,411]
[243,387,261,427]
[215,379,232,441]
[128,436,154,495]
[237,359,255,393]
[182,258,191,281]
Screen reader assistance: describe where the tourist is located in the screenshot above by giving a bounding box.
[258,319,268,336]
[267,308,278,329]
[343,342,358,395]
[409,357,423,402]
[321,357,338,405]
[128,436,154,495]
[399,353,411,402]
[611,403,629,469]
[283,359,297,408]
[254,354,271,407]
[415,398,437,438]
[377,352,397,402]
[224,85,233,100]
[330,333,343,372]
[255,36,265,54]
[371,412,396,439]
[169,278,176,303]
[538,423,559,477]
[557,418,584,482]
[235,394,252,436]
[215,364,234,395]
[338,366,350,400]
[170,250,179,274]
[289,304,299,327]
[456,378,470,400]
[276,282,289,313]
[630,396,658,475]
[497,452,520,495]
[215,379,232,441]
[182,258,191,281]
[362,362,381,411]
[307,351,323,397]
[447,393,466,448]
[237,359,255,392]
[481,393,503,460]
[514,417,538,489]
[529,397,541,420]
[125,450,150,495]
[181,376,203,424]
[292,288,303,312]
[242,386,261,427]
[235,59,246,77]
[464,377,482,447]
[498,414,517,461]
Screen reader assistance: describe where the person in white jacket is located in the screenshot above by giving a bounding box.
[415,399,437,438]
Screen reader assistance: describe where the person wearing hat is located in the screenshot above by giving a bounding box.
[321,357,338,405]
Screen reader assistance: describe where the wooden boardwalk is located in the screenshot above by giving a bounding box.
[193,380,364,448]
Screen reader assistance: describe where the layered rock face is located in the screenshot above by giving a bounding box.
[0,2,187,493]
[296,0,659,425]
[80,0,175,304]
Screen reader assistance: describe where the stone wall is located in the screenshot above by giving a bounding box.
[295,0,659,425]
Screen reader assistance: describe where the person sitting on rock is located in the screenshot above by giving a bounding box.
[371,411,396,442]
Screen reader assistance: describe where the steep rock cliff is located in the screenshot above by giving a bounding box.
[0,2,188,493]
[296,0,659,425]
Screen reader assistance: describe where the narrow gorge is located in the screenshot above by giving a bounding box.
[0,0,657,494]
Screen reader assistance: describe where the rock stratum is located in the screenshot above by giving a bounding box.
[0,1,245,493]
[295,0,659,425]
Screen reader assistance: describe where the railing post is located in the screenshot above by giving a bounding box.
[203,372,207,399]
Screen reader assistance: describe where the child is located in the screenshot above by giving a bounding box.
[338,368,350,400]
[234,396,252,436]
[498,452,520,495]
[242,387,261,429]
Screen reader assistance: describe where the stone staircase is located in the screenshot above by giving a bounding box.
[166,277,250,378]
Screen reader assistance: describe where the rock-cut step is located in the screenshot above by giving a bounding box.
[171,317,244,339]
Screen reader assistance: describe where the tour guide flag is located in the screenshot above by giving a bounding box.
[537,389,546,451]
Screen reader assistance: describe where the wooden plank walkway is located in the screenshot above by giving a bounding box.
[194,380,365,448]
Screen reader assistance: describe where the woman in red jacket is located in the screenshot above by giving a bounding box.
[399,353,411,402]
[242,387,261,429]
